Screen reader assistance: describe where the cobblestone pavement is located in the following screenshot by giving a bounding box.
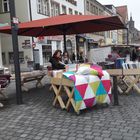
[1,76,140,140]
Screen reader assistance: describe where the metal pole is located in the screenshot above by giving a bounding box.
[126,28,129,45]
[113,76,119,105]
[63,33,66,51]
[9,0,23,104]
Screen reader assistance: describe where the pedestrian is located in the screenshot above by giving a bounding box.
[49,50,65,70]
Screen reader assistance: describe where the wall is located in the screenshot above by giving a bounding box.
[0,35,2,67]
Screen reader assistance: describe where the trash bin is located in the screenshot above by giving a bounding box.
[34,63,40,70]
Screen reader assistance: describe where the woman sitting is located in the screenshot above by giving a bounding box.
[49,50,65,70]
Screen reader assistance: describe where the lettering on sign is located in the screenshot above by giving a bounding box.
[22,40,31,49]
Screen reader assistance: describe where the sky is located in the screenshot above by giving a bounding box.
[98,0,140,30]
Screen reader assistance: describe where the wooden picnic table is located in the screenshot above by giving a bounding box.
[107,69,140,105]
[11,71,46,91]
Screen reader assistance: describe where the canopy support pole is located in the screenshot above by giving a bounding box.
[63,33,67,51]
[9,0,23,104]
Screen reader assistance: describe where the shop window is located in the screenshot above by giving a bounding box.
[37,0,50,16]
[9,52,24,64]
[51,1,60,17]
[1,0,9,13]
[66,40,73,56]
[2,52,6,65]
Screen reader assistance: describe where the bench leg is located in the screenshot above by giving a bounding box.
[0,102,4,107]
[21,84,29,92]
[36,79,43,87]
[0,91,8,99]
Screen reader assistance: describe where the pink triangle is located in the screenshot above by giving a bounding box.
[84,98,95,108]
[69,75,76,82]
[108,94,112,102]
[76,84,88,98]
[102,80,111,93]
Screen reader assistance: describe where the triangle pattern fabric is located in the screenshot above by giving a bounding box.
[104,94,111,104]
[84,85,95,100]
[75,84,88,98]
[75,75,88,85]
[84,98,95,108]
[80,101,86,110]
[102,80,111,93]
[90,81,100,94]
[96,94,107,103]
[96,82,107,96]
[74,87,83,101]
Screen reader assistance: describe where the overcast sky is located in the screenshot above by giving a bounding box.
[98,0,140,30]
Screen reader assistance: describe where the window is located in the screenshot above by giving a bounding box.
[2,52,6,65]
[69,8,73,15]
[86,1,89,11]
[2,0,9,12]
[51,1,60,16]
[75,10,78,15]
[62,5,67,14]
[95,7,98,15]
[37,0,50,16]
[9,52,24,64]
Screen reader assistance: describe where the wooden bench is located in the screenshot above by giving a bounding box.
[21,73,45,91]
[11,71,46,92]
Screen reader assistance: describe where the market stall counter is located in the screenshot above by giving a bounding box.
[50,64,112,114]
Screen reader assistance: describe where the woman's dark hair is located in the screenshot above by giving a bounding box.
[63,51,69,58]
[53,50,62,58]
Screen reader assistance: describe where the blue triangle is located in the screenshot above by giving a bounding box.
[74,87,83,101]
[96,82,107,96]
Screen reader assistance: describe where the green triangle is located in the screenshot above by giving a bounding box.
[90,81,100,94]
[96,94,107,103]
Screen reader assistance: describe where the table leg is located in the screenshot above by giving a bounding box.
[52,84,65,109]
[64,86,80,114]
[113,76,119,105]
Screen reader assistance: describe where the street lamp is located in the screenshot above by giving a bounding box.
[9,0,23,104]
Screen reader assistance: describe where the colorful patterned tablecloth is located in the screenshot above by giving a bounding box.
[63,70,111,110]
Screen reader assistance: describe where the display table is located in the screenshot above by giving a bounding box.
[51,70,111,114]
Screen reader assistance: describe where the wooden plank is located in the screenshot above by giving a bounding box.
[123,69,140,75]
[61,78,74,87]
[51,77,62,85]
[107,69,123,76]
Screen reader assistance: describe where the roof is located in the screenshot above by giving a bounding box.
[116,6,128,23]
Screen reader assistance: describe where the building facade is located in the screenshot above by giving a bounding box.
[116,5,128,44]
[128,15,140,44]
[0,0,84,69]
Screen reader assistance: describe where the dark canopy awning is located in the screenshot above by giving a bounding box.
[0,15,126,37]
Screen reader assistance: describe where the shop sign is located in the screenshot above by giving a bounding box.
[47,36,63,41]
[22,40,31,49]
